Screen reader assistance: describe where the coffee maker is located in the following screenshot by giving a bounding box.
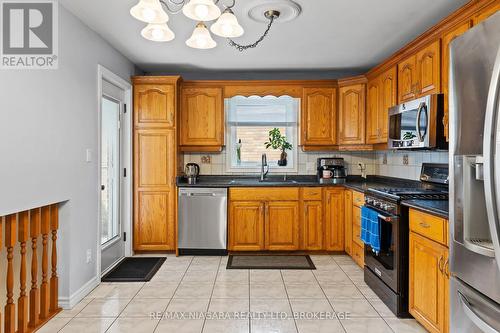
[185,163,200,185]
[317,158,347,184]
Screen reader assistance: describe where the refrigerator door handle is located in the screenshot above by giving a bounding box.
[482,45,500,274]
[458,292,500,333]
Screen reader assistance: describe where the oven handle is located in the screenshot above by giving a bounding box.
[416,102,428,142]
[378,214,398,222]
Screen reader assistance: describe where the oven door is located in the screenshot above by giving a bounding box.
[364,208,400,292]
[388,96,431,149]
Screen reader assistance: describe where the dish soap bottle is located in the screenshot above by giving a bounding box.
[236,139,242,164]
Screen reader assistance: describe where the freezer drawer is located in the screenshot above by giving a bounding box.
[451,277,500,333]
[178,188,228,254]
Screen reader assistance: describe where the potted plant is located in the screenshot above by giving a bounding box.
[265,128,293,166]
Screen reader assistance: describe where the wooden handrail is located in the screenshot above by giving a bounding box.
[1,203,62,333]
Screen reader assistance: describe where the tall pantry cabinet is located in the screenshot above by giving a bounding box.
[132,76,181,251]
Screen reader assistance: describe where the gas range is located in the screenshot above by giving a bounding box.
[365,187,448,215]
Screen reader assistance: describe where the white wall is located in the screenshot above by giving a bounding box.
[0,4,137,306]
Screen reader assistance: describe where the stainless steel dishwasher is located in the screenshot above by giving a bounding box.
[178,187,228,255]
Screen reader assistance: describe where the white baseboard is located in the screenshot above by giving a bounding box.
[58,276,100,310]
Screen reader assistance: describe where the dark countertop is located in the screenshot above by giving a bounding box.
[176,175,420,193]
[402,199,449,219]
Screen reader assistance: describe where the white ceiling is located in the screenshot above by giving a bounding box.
[59,0,469,74]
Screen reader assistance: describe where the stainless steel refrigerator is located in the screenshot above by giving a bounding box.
[449,11,500,333]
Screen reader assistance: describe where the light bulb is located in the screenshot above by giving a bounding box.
[197,38,207,48]
[221,23,233,36]
[141,7,156,22]
[151,28,164,39]
[194,4,209,20]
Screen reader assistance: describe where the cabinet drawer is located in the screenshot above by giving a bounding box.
[409,209,448,246]
[352,191,365,207]
[352,223,364,247]
[352,242,364,267]
[230,188,300,201]
[302,188,323,200]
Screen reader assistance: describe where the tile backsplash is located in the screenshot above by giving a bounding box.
[183,149,449,181]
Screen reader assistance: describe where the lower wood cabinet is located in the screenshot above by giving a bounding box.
[345,190,365,267]
[266,201,300,250]
[302,200,324,250]
[229,201,265,251]
[409,208,449,333]
[344,190,353,255]
[324,188,345,251]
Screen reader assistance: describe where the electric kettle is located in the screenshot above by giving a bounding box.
[185,163,200,185]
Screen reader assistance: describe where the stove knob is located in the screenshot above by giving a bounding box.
[382,204,388,210]
[366,198,373,204]
[374,201,380,207]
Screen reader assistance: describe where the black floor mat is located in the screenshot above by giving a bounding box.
[226,255,316,270]
[101,257,166,282]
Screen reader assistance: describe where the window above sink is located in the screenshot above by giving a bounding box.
[225,95,299,173]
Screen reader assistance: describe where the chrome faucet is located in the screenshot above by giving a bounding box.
[260,153,269,181]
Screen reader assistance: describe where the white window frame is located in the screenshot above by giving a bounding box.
[224,96,299,173]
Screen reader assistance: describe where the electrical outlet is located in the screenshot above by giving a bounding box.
[383,153,387,165]
[86,249,92,264]
[201,155,211,164]
[403,154,409,165]
[86,149,92,162]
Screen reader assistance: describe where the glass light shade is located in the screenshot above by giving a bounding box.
[141,23,175,42]
[182,0,221,21]
[130,0,168,24]
[210,9,244,38]
[186,22,216,49]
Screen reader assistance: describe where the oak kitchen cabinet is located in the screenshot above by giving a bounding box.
[398,40,441,103]
[338,79,367,145]
[351,190,365,267]
[324,188,345,251]
[409,208,449,333]
[229,188,300,251]
[302,188,324,250]
[366,66,397,144]
[180,86,224,152]
[133,76,180,251]
[344,190,353,255]
[301,87,337,149]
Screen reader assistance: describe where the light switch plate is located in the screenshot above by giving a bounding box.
[86,149,92,162]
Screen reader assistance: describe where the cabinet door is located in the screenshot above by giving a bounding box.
[344,190,353,255]
[324,188,345,251]
[366,78,381,144]
[409,232,448,333]
[301,87,337,146]
[266,201,300,250]
[134,84,175,128]
[180,87,223,149]
[379,66,397,142]
[229,201,265,251]
[398,55,417,103]
[302,201,323,250]
[134,129,176,250]
[441,21,472,142]
[417,40,441,96]
[339,84,366,145]
[473,3,500,24]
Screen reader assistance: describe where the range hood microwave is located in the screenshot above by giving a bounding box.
[388,94,448,150]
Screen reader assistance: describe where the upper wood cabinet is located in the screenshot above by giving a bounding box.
[134,84,176,129]
[417,40,441,96]
[324,188,345,251]
[301,87,337,147]
[338,83,366,145]
[180,86,224,152]
[398,41,441,103]
[133,77,179,251]
[266,201,300,251]
[473,2,500,24]
[367,66,397,144]
[441,21,472,142]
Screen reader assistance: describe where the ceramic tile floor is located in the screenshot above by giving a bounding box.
[40,255,429,333]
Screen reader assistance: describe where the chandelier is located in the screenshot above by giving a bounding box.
[130,0,281,51]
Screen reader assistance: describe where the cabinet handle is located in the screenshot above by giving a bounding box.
[438,255,444,273]
[419,221,430,228]
[444,258,450,278]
